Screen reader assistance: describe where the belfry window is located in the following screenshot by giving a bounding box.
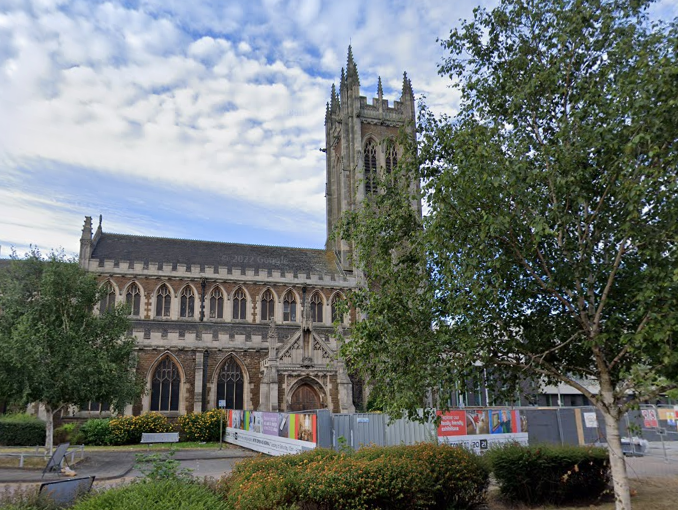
[150,358,180,412]
[210,287,224,319]
[260,290,274,321]
[99,284,116,315]
[216,358,244,410]
[364,140,377,194]
[310,292,323,323]
[233,288,246,320]
[126,283,141,316]
[155,284,171,317]
[283,291,297,322]
[179,286,195,318]
[385,144,398,175]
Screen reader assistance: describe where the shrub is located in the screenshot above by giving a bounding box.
[79,419,113,446]
[54,423,79,444]
[109,413,173,445]
[0,413,46,446]
[486,442,610,505]
[178,409,226,442]
[71,479,228,510]
[218,444,489,510]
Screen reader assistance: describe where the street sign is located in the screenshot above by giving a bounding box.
[218,400,226,408]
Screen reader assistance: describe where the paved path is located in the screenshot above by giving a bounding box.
[0,447,255,486]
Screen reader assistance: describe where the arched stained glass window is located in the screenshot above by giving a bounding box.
[210,287,224,319]
[180,286,194,318]
[283,291,297,322]
[126,283,141,316]
[364,140,377,194]
[150,358,180,412]
[99,283,116,315]
[217,358,244,409]
[260,290,274,322]
[233,288,246,320]
[310,292,323,323]
[155,284,171,317]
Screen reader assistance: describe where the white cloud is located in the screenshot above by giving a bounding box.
[0,0,497,253]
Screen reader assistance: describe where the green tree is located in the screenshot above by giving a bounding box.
[0,250,143,452]
[339,1,678,509]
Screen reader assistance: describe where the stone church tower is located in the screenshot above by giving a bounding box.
[325,46,417,272]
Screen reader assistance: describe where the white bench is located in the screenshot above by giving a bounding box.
[140,432,180,448]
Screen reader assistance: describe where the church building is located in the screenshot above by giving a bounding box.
[76,48,417,417]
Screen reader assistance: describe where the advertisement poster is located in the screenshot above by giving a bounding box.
[437,409,528,454]
[584,412,598,428]
[226,410,317,456]
[642,409,659,429]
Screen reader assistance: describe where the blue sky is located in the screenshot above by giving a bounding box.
[1,0,676,258]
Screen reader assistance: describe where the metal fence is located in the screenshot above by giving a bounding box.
[324,404,678,452]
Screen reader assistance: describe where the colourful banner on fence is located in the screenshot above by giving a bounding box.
[226,410,317,456]
[437,409,528,454]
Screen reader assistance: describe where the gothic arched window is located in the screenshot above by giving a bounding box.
[310,292,323,323]
[217,358,244,410]
[364,140,377,194]
[385,144,398,175]
[126,283,141,316]
[150,357,180,412]
[99,284,116,315]
[209,287,224,319]
[331,294,344,323]
[283,290,297,322]
[179,286,194,318]
[155,284,171,317]
[233,288,246,320]
[260,289,274,321]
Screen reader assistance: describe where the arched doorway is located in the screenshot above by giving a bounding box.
[289,383,321,411]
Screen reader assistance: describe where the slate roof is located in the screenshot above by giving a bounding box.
[90,233,342,275]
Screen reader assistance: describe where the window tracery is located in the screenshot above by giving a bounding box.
[364,140,378,194]
[310,292,323,323]
[155,284,171,317]
[283,290,297,322]
[260,289,274,321]
[126,283,141,316]
[179,286,195,318]
[150,357,180,412]
[217,358,244,410]
[233,288,246,320]
[210,287,224,319]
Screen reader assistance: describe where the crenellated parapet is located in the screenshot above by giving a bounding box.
[86,258,355,287]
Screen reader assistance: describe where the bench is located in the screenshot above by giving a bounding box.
[140,432,180,448]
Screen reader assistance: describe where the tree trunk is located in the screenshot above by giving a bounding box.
[44,404,54,455]
[603,408,632,510]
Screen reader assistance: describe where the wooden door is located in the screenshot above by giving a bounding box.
[290,384,321,411]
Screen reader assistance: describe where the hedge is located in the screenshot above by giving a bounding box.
[78,413,174,445]
[0,413,46,446]
[486,443,610,505]
[218,443,490,509]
